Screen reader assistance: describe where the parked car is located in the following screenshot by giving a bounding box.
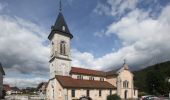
[140,95,153,100]
[79,96,92,100]
[145,96,160,100]
[140,95,160,100]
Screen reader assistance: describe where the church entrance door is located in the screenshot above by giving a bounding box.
[124,90,128,99]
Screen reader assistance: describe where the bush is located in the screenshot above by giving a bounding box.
[138,91,148,97]
[107,94,121,100]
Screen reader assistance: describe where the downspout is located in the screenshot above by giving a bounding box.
[131,76,133,99]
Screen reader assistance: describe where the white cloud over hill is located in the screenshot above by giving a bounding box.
[72,3,170,70]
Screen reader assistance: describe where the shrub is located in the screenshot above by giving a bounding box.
[107,94,121,100]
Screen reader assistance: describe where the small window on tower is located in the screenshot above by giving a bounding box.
[62,26,65,31]
[60,41,66,55]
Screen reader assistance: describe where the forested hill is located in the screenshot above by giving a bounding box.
[133,61,170,94]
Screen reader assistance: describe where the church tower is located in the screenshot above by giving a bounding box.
[48,1,73,78]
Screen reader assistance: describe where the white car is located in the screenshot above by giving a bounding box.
[141,95,161,100]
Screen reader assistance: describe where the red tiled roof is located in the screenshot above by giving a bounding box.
[3,84,11,91]
[70,67,106,77]
[55,75,116,89]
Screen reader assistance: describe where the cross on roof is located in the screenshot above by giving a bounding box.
[59,0,62,12]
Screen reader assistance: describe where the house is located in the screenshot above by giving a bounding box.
[3,84,11,95]
[46,1,138,100]
[11,87,21,94]
[37,82,47,94]
[0,63,5,98]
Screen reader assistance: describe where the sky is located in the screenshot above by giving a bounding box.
[0,0,170,88]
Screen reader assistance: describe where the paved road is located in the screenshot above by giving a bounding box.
[5,95,45,100]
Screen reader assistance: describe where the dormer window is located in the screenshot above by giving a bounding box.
[89,76,94,80]
[100,78,104,81]
[62,26,65,31]
[77,75,83,80]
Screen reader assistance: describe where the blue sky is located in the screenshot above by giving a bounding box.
[0,0,170,87]
[1,0,123,57]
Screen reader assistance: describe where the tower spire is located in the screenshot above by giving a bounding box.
[59,0,62,12]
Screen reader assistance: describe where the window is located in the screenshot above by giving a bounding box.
[123,80,129,88]
[99,90,102,97]
[87,90,90,97]
[77,75,83,80]
[100,78,104,81]
[77,75,80,79]
[51,42,54,55]
[60,41,66,55]
[110,89,112,95]
[71,89,75,97]
[89,76,94,80]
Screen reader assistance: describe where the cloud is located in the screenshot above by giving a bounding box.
[94,0,138,16]
[4,77,48,88]
[0,14,50,87]
[72,4,170,71]
[1,0,170,88]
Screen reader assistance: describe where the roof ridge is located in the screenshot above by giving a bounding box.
[71,67,105,72]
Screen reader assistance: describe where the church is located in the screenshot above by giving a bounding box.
[46,2,138,100]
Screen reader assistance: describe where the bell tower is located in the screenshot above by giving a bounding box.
[48,1,73,78]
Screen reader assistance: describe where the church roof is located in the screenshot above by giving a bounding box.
[70,67,106,77]
[54,12,70,33]
[48,12,73,40]
[55,75,116,89]
[106,69,119,77]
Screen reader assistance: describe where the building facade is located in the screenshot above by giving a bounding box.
[46,3,138,100]
[0,63,5,98]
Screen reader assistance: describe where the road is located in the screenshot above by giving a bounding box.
[5,95,45,100]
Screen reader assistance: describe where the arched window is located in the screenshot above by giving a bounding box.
[60,41,66,55]
[123,80,129,88]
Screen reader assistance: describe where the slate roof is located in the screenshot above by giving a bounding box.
[54,12,70,33]
[55,75,116,89]
[70,67,106,77]
[48,12,73,40]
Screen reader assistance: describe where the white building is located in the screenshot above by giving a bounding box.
[46,2,138,100]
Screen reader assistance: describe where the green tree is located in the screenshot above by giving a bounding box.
[146,71,166,95]
[107,94,121,100]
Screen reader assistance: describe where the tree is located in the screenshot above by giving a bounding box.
[107,94,121,100]
[145,71,166,95]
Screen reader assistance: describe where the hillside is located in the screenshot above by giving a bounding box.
[133,61,170,92]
